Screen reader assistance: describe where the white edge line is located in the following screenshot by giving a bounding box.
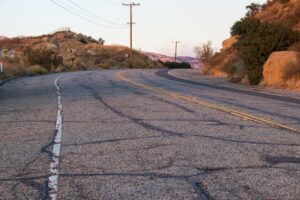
[48,76,64,200]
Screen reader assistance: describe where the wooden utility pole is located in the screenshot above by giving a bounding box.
[173,41,180,63]
[123,2,140,67]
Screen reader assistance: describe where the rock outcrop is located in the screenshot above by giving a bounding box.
[263,51,300,89]
[222,36,237,51]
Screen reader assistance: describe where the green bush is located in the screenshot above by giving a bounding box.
[231,17,300,84]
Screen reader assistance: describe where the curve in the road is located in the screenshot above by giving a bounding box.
[156,70,300,105]
[117,71,300,135]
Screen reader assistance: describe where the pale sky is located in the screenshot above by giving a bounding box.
[1,0,265,56]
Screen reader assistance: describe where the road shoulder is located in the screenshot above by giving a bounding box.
[0,78,14,87]
[168,69,300,100]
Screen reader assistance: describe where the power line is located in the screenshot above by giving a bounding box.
[134,17,165,43]
[49,0,124,29]
[109,28,126,42]
[137,7,173,41]
[66,0,125,26]
[135,25,162,53]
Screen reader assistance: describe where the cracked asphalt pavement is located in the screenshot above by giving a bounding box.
[0,69,299,200]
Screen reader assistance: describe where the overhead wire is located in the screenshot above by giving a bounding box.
[66,0,125,26]
[49,0,125,29]
[133,5,175,55]
[50,0,169,53]
[135,24,163,53]
[109,28,127,42]
[134,17,166,45]
[137,6,173,42]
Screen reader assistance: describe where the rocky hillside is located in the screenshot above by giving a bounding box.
[203,0,300,90]
[0,31,161,79]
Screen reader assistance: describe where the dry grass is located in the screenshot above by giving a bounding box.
[0,31,161,79]
[27,65,48,76]
[0,64,27,80]
[256,0,300,30]
[202,48,239,78]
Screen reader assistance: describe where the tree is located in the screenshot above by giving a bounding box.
[194,41,214,64]
[98,38,105,45]
[246,3,262,17]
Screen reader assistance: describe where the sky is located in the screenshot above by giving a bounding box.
[1,0,266,57]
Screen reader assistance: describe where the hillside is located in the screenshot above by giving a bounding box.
[0,31,161,79]
[256,0,300,31]
[143,52,201,69]
[0,36,8,40]
[202,0,300,90]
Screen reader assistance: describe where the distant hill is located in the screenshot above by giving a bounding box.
[0,31,161,79]
[0,36,8,40]
[143,52,201,69]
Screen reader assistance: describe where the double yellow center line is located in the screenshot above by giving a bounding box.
[117,72,299,134]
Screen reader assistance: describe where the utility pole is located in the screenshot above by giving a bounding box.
[123,2,140,67]
[173,41,180,63]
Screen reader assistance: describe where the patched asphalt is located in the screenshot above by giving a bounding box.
[0,69,299,200]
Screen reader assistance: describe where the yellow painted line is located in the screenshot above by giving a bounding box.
[117,72,300,134]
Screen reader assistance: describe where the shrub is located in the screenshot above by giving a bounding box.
[26,48,63,71]
[246,3,262,17]
[231,18,261,36]
[0,65,28,79]
[76,33,98,44]
[164,62,191,69]
[231,17,300,84]
[194,41,214,64]
[224,58,246,78]
[98,38,105,45]
[27,65,48,76]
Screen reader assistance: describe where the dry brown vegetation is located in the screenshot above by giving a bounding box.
[0,31,161,80]
[257,0,300,31]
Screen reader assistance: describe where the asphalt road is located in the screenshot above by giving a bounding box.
[0,69,299,200]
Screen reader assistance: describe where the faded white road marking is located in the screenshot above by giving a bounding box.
[48,76,64,200]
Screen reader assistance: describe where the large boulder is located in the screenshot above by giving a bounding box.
[222,36,238,51]
[263,51,300,88]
